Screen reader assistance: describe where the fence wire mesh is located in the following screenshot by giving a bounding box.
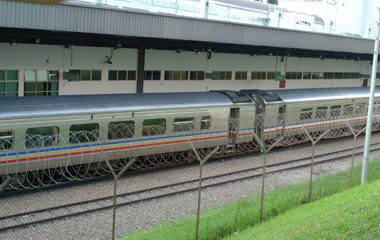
[1,108,380,240]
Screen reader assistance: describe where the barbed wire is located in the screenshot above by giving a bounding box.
[0,106,379,190]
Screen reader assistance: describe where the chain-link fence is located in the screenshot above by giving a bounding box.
[1,106,380,240]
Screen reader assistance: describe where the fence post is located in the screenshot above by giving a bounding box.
[346,122,366,187]
[105,158,137,240]
[190,144,220,240]
[252,131,284,221]
[302,129,330,202]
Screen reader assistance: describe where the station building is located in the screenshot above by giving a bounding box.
[0,0,377,97]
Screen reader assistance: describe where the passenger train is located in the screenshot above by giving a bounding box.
[0,87,379,190]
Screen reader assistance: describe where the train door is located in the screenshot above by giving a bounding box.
[277,105,286,136]
[228,108,240,145]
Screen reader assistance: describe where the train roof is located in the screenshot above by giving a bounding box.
[0,92,246,120]
[242,87,380,104]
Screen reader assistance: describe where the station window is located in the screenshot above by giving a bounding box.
[302,72,312,79]
[144,70,161,80]
[211,71,232,80]
[315,107,327,119]
[24,70,59,96]
[266,72,281,80]
[108,121,135,140]
[251,71,266,80]
[164,71,189,80]
[173,117,194,132]
[323,72,334,79]
[334,72,344,79]
[109,70,126,81]
[311,72,323,79]
[345,72,360,79]
[127,71,136,80]
[69,123,99,143]
[235,71,248,80]
[0,70,18,97]
[108,70,136,81]
[189,71,205,80]
[25,126,59,148]
[300,108,313,122]
[0,130,14,151]
[201,116,211,130]
[330,105,342,118]
[68,69,101,81]
[285,72,302,79]
[142,118,166,136]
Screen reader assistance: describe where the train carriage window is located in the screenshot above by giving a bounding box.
[355,103,367,115]
[26,126,59,148]
[374,102,380,114]
[300,108,313,122]
[343,105,353,116]
[108,121,134,140]
[142,118,166,136]
[315,107,328,119]
[69,123,99,144]
[201,116,211,130]
[0,130,14,151]
[330,106,342,118]
[173,117,195,133]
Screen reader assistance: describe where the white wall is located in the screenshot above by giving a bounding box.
[0,43,369,96]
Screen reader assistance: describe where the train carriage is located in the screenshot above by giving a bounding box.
[2,87,380,190]
[0,91,255,177]
[243,87,380,143]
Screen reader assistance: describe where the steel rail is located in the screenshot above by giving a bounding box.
[1,141,379,233]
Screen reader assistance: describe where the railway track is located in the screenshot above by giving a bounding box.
[1,140,380,233]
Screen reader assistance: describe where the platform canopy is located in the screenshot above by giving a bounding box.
[0,0,375,60]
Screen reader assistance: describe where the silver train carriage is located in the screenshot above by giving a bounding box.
[1,87,380,185]
[241,87,380,141]
[0,91,254,176]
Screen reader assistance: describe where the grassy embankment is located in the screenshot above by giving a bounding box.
[120,159,380,240]
[225,179,380,240]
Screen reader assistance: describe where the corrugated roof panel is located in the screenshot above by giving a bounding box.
[0,1,374,54]
[0,92,235,120]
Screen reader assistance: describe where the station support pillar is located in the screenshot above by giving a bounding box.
[136,44,145,93]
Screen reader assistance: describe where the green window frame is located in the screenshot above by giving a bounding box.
[24,70,59,96]
[0,70,18,97]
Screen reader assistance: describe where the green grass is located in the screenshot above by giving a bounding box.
[120,159,380,240]
[225,179,380,240]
